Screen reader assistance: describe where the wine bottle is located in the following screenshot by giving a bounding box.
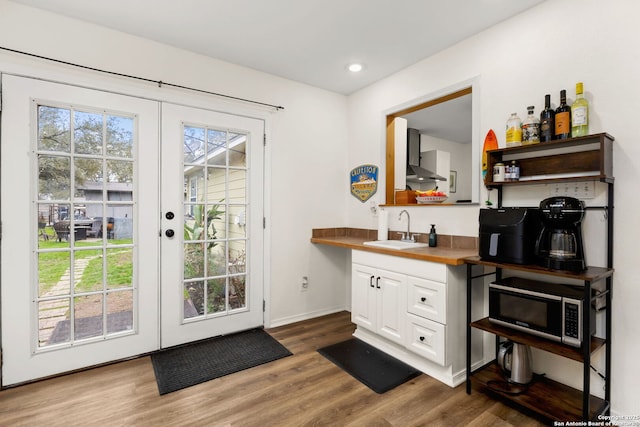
[571,82,589,137]
[555,89,571,140]
[540,94,555,142]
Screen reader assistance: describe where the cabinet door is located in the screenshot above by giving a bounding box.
[377,269,407,345]
[351,263,377,331]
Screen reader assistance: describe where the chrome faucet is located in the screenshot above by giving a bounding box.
[398,210,413,242]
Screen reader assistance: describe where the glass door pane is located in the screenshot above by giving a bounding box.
[182,126,248,320]
[36,105,135,348]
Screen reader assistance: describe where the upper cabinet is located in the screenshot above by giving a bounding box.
[385,84,480,205]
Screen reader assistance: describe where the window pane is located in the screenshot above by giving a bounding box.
[185,281,204,318]
[206,202,226,240]
[229,242,246,275]
[207,278,227,314]
[75,158,103,201]
[75,249,103,292]
[229,133,246,168]
[184,126,206,164]
[38,106,70,152]
[74,111,103,155]
[184,243,204,280]
[228,169,246,204]
[207,129,227,166]
[39,298,70,346]
[207,241,227,277]
[107,248,133,289]
[74,295,103,340]
[39,155,70,201]
[229,275,246,310]
[106,290,133,333]
[107,159,133,184]
[106,115,134,158]
[38,249,70,297]
[228,205,246,238]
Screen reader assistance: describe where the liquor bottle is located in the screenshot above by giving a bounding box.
[571,82,589,137]
[522,105,540,144]
[505,112,522,147]
[540,94,555,142]
[555,89,571,140]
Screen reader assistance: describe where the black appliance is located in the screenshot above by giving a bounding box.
[535,196,586,272]
[489,277,596,347]
[479,208,542,265]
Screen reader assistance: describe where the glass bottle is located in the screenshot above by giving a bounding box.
[522,105,540,144]
[555,90,571,140]
[540,94,555,142]
[505,112,522,147]
[571,82,589,137]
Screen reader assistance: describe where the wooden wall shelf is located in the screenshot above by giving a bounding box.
[472,363,607,422]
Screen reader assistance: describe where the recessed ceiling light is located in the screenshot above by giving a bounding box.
[348,63,363,73]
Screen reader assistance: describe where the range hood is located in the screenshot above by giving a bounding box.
[406,128,448,183]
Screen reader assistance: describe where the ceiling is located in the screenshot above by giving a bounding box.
[9,0,545,95]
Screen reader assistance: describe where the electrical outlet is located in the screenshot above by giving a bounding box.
[549,181,595,199]
[301,276,309,292]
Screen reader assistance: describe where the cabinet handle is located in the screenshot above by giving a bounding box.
[420,297,426,302]
[419,336,425,342]
[369,275,375,287]
[376,277,381,289]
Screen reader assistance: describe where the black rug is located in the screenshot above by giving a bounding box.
[318,338,421,394]
[151,328,291,395]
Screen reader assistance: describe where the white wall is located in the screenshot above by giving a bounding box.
[346,0,640,416]
[0,1,349,329]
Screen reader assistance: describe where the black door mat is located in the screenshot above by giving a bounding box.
[151,328,291,395]
[318,338,421,394]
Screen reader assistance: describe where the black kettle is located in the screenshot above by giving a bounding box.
[497,340,533,385]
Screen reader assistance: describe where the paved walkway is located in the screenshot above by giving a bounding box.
[38,257,92,345]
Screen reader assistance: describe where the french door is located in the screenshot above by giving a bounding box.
[0,75,264,385]
[160,103,264,348]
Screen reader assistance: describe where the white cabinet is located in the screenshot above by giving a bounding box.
[351,250,480,387]
[351,263,406,346]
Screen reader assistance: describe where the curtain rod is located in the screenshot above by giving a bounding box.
[0,46,285,110]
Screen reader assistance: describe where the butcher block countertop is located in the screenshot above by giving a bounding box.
[311,228,478,266]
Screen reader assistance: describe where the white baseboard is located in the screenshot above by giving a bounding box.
[268,306,347,328]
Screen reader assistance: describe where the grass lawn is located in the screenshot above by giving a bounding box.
[38,238,133,294]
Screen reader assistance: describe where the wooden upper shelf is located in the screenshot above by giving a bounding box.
[485,133,614,187]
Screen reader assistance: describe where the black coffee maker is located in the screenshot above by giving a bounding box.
[535,196,586,271]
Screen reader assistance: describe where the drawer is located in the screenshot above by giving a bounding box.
[352,250,447,282]
[406,313,446,366]
[407,276,446,324]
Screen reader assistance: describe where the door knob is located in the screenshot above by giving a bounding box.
[165,229,175,238]
[165,211,175,220]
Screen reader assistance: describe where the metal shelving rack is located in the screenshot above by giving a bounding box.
[465,133,614,422]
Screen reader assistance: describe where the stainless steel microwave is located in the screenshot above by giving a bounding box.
[489,277,595,347]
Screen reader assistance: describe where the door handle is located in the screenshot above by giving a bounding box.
[370,276,375,287]
[165,229,175,238]
[165,211,175,220]
[376,277,381,289]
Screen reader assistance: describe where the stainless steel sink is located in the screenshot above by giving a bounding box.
[362,240,429,250]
